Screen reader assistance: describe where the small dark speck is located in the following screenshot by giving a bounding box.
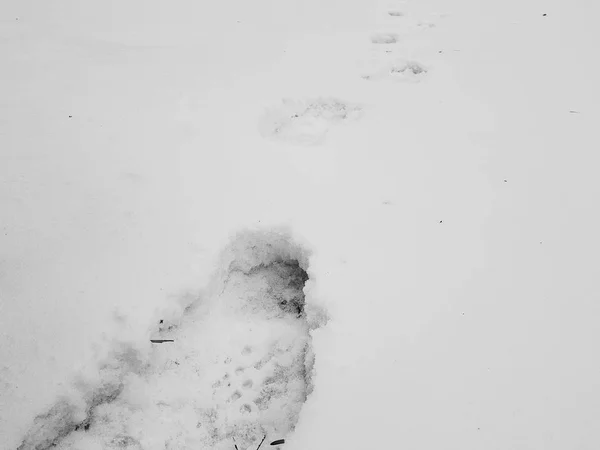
[504,179,507,182]
[68,115,72,118]
[438,50,443,53]
[439,220,443,223]
[542,13,547,16]
[569,110,580,114]
[477,427,481,431]
[461,312,465,316]
[159,319,163,324]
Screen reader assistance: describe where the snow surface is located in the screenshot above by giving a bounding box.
[2,0,600,449]
[16,230,324,450]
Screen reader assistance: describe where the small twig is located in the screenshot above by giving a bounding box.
[270,439,285,445]
[256,435,267,450]
[150,339,175,343]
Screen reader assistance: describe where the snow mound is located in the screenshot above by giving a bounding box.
[257,98,363,146]
[18,229,327,450]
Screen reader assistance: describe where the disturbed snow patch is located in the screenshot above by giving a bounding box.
[257,98,363,145]
[370,33,400,44]
[361,59,429,83]
[18,229,327,450]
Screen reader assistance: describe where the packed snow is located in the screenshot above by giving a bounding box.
[17,230,325,450]
[1,0,599,449]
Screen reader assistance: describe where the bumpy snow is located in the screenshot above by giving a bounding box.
[3,0,599,449]
[17,230,326,450]
[257,98,363,145]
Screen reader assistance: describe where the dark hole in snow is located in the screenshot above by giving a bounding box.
[246,259,309,317]
[74,419,91,432]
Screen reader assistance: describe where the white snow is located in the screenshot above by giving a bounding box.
[2,0,600,449]
[257,98,363,146]
[16,230,319,450]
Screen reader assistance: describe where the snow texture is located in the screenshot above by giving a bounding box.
[370,33,400,44]
[3,0,600,449]
[257,98,363,145]
[17,230,326,450]
[362,59,429,82]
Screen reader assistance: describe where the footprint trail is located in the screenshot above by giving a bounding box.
[360,0,436,82]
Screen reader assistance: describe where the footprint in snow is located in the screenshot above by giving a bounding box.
[17,230,328,450]
[361,59,428,83]
[370,32,400,44]
[258,98,362,146]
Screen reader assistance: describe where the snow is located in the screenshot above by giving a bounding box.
[16,230,319,450]
[257,98,363,145]
[1,0,600,449]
